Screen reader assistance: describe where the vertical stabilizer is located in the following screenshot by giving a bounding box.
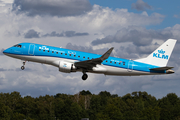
[135,39,177,66]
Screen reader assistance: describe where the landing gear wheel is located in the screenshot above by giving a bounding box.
[21,61,26,70]
[21,66,25,70]
[82,74,88,80]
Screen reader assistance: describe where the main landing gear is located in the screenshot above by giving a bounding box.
[82,71,88,80]
[21,61,26,70]
[82,74,88,80]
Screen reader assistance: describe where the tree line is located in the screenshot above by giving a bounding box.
[0,90,180,120]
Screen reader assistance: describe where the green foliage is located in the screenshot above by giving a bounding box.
[12,112,25,120]
[158,93,180,120]
[80,90,92,95]
[0,90,180,120]
[0,103,12,120]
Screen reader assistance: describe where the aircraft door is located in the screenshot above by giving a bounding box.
[28,44,35,55]
[128,60,134,72]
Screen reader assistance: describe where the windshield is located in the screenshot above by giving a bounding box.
[13,44,22,48]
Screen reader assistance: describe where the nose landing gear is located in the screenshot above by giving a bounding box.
[21,61,26,70]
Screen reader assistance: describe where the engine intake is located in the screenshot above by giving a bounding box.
[59,61,76,73]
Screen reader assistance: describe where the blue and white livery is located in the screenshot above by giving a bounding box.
[3,39,177,80]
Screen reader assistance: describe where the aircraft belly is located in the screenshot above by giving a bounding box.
[45,57,77,67]
[5,54,77,68]
[26,56,46,63]
[4,53,26,60]
[104,65,150,76]
[24,56,76,67]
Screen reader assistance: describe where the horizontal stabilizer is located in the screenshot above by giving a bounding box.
[150,66,173,71]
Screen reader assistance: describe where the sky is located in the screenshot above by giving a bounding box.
[0,0,180,99]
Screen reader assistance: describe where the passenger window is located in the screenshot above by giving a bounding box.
[88,57,89,59]
[52,51,54,53]
[74,55,76,57]
[78,56,80,58]
[61,53,63,55]
[39,49,41,51]
[83,57,85,59]
[110,61,112,63]
[69,54,71,56]
[119,62,121,65]
[106,60,108,62]
[115,62,116,64]
[43,50,45,52]
[123,62,125,65]
[65,53,67,55]
[48,50,49,52]
[56,52,58,54]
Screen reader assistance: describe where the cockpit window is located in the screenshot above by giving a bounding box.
[13,44,22,48]
[17,45,22,48]
[13,44,18,47]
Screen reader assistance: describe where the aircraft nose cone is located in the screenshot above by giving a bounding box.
[3,49,9,55]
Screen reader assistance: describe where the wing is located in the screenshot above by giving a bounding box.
[74,47,114,69]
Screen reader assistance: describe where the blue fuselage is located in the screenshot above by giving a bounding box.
[3,43,166,76]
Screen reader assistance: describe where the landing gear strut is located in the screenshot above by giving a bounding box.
[21,61,26,70]
[82,73,88,80]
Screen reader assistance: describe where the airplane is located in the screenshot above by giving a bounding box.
[3,39,176,80]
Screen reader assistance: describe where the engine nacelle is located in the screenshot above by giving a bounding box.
[92,65,107,73]
[59,61,76,73]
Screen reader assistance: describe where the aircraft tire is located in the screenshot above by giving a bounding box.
[21,66,25,70]
[82,74,88,80]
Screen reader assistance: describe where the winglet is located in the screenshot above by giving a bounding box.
[100,47,114,61]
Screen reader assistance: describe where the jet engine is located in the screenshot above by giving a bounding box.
[59,61,76,73]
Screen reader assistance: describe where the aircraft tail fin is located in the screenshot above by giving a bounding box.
[135,39,177,67]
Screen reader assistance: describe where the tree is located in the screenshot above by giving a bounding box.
[0,103,12,120]
[54,98,65,120]
[104,104,123,119]
[0,90,180,120]
[96,112,110,120]
[98,91,111,97]
[12,113,25,120]
[158,93,180,120]
[80,90,92,95]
